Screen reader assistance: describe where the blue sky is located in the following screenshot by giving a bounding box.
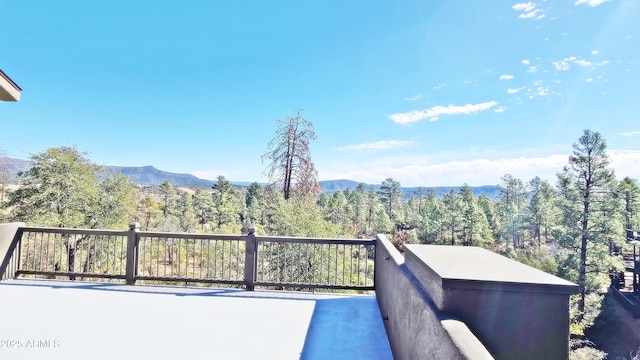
[1,0,639,187]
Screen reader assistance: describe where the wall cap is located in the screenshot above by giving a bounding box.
[403,244,578,295]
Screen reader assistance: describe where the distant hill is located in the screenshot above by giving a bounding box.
[2,157,500,199]
[317,179,363,192]
[1,157,31,175]
[105,166,215,186]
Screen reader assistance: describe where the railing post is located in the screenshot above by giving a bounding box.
[0,223,25,281]
[244,226,257,291]
[125,222,139,285]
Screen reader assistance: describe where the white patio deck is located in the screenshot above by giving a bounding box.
[0,279,393,360]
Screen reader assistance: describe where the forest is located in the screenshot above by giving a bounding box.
[1,116,639,359]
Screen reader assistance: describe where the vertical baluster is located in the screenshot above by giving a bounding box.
[357,245,362,286]
[229,239,233,280]
[206,239,211,279]
[213,239,218,279]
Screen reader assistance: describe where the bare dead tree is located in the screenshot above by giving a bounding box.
[262,109,318,200]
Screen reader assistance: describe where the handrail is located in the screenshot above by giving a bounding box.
[16,226,128,236]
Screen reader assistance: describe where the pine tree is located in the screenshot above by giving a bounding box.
[557,130,620,321]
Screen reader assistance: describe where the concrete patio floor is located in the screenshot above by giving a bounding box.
[0,279,393,360]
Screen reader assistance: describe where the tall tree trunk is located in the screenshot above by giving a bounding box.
[578,191,590,321]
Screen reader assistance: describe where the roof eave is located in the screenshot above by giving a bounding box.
[0,70,22,101]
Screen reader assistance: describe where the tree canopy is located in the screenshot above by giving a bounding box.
[3,146,136,229]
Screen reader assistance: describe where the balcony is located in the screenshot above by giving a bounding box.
[0,222,577,360]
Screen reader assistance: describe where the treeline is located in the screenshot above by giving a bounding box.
[2,129,640,357]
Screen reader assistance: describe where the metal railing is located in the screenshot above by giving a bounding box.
[0,223,375,291]
[135,232,246,286]
[18,227,128,280]
[255,237,375,290]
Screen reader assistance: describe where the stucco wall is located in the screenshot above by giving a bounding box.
[442,286,571,360]
[375,235,493,360]
[400,243,575,360]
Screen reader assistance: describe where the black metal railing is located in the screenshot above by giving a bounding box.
[135,232,246,286]
[0,223,375,291]
[18,227,128,280]
[255,237,375,290]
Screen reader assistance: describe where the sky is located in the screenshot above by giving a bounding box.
[1,0,639,187]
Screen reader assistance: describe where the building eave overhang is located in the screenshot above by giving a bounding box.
[0,70,21,101]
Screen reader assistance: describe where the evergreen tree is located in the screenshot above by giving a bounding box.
[418,189,443,244]
[441,190,464,245]
[158,180,178,218]
[5,146,135,229]
[378,178,403,223]
[496,174,529,250]
[477,194,499,242]
[244,182,263,225]
[620,177,640,231]
[459,184,491,247]
[193,189,214,231]
[211,175,239,230]
[527,176,557,248]
[176,192,196,232]
[556,130,621,322]
[347,183,368,237]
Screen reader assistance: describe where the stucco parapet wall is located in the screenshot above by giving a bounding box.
[0,70,21,101]
[403,244,578,296]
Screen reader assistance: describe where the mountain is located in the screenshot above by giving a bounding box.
[105,166,215,186]
[2,157,500,198]
[1,158,31,175]
[317,179,363,192]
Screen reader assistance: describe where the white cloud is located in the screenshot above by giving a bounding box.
[591,50,599,55]
[535,86,549,96]
[320,153,569,187]
[513,2,545,20]
[552,56,608,71]
[338,140,413,151]
[433,83,447,90]
[519,9,543,19]
[389,101,498,125]
[500,74,514,80]
[527,65,539,73]
[507,88,521,94]
[319,150,640,187]
[586,78,593,82]
[494,107,508,113]
[620,131,640,137]
[610,150,640,178]
[574,59,593,67]
[553,56,576,71]
[405,93,423,101]
[512,2,536,12]
[575,0,610,7]
[522,59,531,65]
